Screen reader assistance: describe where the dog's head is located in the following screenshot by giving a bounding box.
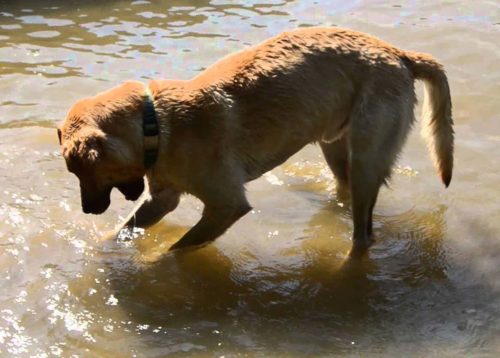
[58,82,147,214]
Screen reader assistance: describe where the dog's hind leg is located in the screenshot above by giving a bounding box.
[349,151,383,257]
[320,135,349,192]
[348,81,415,258]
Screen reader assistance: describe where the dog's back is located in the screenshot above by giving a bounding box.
[186,27,453,256]
[189,27,452,188]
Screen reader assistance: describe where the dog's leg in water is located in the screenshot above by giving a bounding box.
[121,186,180,229]
[169,185,251,251]
[320,135,350,193]
[347,80,415,258]
[348,89,386,258]
[349,154,382,258]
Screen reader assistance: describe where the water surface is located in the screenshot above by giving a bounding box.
[1,0,500,356]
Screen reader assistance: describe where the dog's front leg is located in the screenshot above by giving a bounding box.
[121,186,180,229]
[169,193,251,251]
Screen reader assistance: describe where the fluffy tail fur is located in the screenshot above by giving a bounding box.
[403,51,454,187]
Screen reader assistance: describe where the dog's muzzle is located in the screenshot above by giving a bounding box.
[80,184,112,214]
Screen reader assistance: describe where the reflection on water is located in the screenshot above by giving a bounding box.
[1,0,500,356]
[68,202,449,355]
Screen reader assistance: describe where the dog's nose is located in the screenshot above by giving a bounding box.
[81,198,109,214]
[82,202,109,215]
[80,185,111,215]
[82,202,97,214]
[82,204,107,215]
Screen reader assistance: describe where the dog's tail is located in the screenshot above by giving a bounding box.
[403,51,454,187]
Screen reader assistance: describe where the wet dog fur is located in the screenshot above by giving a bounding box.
[58,27,454,257]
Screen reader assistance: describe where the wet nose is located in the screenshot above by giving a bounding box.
[80,182,111,214]
[81,201,108,214]
[82,204,91,214]
[81,193,110,214]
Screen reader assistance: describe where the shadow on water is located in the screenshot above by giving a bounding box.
[77,198,468,355]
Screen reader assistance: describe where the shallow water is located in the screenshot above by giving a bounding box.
[1,0,500,356]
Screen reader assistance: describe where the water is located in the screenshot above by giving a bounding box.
[1,1,499,356]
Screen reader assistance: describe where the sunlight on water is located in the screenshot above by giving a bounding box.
[0,0,499,356]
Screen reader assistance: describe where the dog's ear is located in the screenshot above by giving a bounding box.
[63,129,106,164]
[57,127,62,145]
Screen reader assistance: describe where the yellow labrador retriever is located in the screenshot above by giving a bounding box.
[58,27,454,257]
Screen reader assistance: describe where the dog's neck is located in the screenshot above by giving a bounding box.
[142,87,159,169]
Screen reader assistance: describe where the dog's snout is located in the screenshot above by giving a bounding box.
[81,197,110,214]
[82,204,92,214]
[82,201,108,214]
[80,183,112,214]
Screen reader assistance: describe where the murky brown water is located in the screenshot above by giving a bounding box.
[1,0,500,356]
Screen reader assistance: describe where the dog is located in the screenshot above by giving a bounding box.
[58,27,454,257]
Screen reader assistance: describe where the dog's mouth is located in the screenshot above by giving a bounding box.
[116,178,144,201]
